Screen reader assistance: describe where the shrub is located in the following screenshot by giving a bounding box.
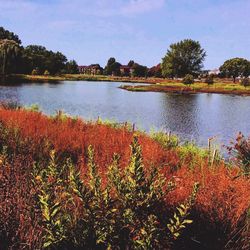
[0,109,249,249]
[31,68,39,75]
[228,132,250,175]
[0,137,197,249]
[150,130,179,149]
[44,70,50,76]
[0,101,21,110]
[180,142,207,157]
[25,104,40,112]
[205,75,214,85]
[182,74,194,85]
[241,78,250,88]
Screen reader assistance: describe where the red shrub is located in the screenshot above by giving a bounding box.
[0,109,249,249]
[0,109,169,170]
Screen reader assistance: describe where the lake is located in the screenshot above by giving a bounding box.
[0,80,249,147]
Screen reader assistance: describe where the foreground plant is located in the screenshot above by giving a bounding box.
[228,132,250,176]
[1,109,249,249]
[33,137,197,249]
[33,151,72,249]
[167,182,199,240]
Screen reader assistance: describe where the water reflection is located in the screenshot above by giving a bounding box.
[160,94,200,141]
[0,81,249,147]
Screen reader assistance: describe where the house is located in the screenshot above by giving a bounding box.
[78,64,103,75]
[78,66,88,74]
[120,65,134,76]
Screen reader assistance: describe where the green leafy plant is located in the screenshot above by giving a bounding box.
[150,130,179,149]
[167,182,199,239]
[228,132,250,176]
[44,70,50,76]
[32,137,197,249]
[33,151,71,249]
[205,75,214,85]
[241,78,250,88]
[182,74,194,85]
[31,68,39,75]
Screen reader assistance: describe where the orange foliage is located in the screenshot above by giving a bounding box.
[0,109,249,249]
[0,109,170,169]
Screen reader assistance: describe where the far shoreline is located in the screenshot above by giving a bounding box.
[120,83,250,96]
[3,74,250,96]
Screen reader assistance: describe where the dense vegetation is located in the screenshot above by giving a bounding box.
[0,107,249,249]
[1,26,250,82]
[219,58,250,83]
[104,57,149,77]
[161,39,206,78]
[0,27,77,75]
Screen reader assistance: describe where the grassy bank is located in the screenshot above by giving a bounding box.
[7,74,250,96]
[0,107,249,249]
[121,81,250,96]
[11,74,158,84]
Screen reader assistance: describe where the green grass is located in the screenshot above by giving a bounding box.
[14,74,152,84]
[12,74,250,94]
[158,81,250,91]
[122,80,250,95]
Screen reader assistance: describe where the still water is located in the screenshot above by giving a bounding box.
[0,81,249,147]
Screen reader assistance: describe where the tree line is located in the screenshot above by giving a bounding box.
[1,26,250,83]
[161,39,250,84]
[0,27,78,76]
[102,58,153,77]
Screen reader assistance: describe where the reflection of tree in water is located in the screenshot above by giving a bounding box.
[160,93,202,143]
[0,86,20,105]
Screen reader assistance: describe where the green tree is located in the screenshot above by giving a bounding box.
[162,39,206,78]
[205,75,214,85]
[127,60,135,67]
[0,27,21,44]
[104,57,121,76]
[182,74,194,85]
[241,78,250,88]
[0,39,20,75]
[65,60,79,74]
[23,45,48,73]
[44,69,50,75]
[132,63,148,77]
[31,68,39,75]
[219,58,250,83]
[23,45,67,74]
[107,57,116,66]
[49,51,67,74]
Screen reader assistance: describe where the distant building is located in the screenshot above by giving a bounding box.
[78,64,103,75]
[120,65,134,76]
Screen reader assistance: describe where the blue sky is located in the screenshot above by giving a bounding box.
[1,0,250,69]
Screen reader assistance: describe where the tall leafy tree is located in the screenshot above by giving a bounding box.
[0,39,20,75]
[48,51,67,74]
[161,39,206,78]
[65,60,79,74]
[132,63,148,77]
[23,45,67,74]
[23,45,48,73]
[127,60,135,67]
[0,27,21,44]
[219,58,250,82]
[104,57,121,76]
